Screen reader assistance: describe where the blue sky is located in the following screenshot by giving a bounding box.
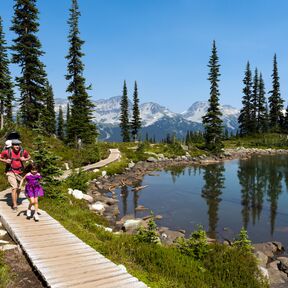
[2,0,288,112]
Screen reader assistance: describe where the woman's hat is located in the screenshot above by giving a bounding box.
[11,139,22,145]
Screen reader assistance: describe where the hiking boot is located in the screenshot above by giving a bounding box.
[34,213,39,222]
[26,209,31,218]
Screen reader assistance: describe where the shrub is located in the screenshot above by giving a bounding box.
[65,170,91,193]
[136,216,160,244]
[233,227,252,253]
[176,225,210,260]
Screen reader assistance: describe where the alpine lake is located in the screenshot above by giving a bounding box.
[116,154,288,247]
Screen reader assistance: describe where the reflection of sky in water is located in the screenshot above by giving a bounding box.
[116,155,288,246]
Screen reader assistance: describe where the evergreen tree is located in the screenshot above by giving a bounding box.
[238,62,253,135]
[202,41,223,153]
[43,82,56,135]
[65,0,97,146]
[10,0,47,128]
[65,103,70,138]
[119,80,130,142]
[0,17,14,127]
[131,81,141,141]
[57,106,65,140]
[250,68,258,133]
[257,73,268,133]
[268,54,284,131]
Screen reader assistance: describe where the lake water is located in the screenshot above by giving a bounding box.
[116,155,288,247]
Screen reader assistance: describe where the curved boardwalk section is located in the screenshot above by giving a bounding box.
[59,148,121,180]
[0,163,147,288]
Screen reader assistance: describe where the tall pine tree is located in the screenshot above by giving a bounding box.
[202,41,223,153]
[57,106,64,140]
[120,80,130,142]
[131,81,141,141]
[10,0,47,128]
[66,0,97,146]
[0,16,14,128]
[43,82,56,135]
[268,54,284,131]
[250,68,258,134]
[238,62,253,135]
[257,73,268,133]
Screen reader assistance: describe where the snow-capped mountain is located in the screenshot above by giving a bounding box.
[90,96,177,127]
[55,97,240,141]
[182,101,240,130]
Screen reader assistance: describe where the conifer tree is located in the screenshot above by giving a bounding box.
[120,80,130,142]
[10,0,47,128]
[65,103,70,138]
[238,62,253,135]
[257,73,268,133]
[66,0,97,146]
[57,106,64,140]
[43,82,56,135]
[250,68,258,133]
[202,41,223,153]
[0,17,14,127]
[268,54,284,131]
[131,81,141,141]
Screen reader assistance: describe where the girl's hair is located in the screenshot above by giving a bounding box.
[25,162,39,173]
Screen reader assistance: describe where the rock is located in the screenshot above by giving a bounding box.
[93,169,99,173]
[254,250,268,267]
[82,194,94,203]
[158,227,184,245]
[64,162,69,170]
[142,215,154,221]
[267,261,288,285]
[95,224,113,233]
[123,219,143,232]
[135,205,149,211]
[155,215,163,220]
[128,161,135,169]
[0,230,7,237]
[277,257,288,274]
[90,201,106,214]
[0,240,9,244]
[258,266,269,280]
[147,157,157,163]
[118,264,127,272]
[102,171,107,177]
[0,244,17,251]
[72,189,83,200]
[253,242,282,258]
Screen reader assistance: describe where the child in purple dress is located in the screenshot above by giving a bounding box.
[20,163,44,221]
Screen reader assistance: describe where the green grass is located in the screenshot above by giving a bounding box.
[40,186,268,288]
[0,251,11,288]
[224,133,288,149]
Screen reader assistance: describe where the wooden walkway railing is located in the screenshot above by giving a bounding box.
[0,148,148,287]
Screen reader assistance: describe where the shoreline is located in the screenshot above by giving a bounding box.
[88,147,288,228]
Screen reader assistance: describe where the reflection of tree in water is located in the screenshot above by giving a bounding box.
[167,166,201,183]
[167,166,186,184]
[238,155,283,235]
[132,180,142,217]
[266,157,282,235]
[201,163,225,239]
[238,157,267,228]
[120,185,129,216]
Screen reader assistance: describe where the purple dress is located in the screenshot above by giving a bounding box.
[25,173,44,198]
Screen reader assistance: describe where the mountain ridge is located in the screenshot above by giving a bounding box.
[55,96,240,141]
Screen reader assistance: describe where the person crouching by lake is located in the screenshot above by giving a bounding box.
[0,139,30,212]
[20,163,44,222]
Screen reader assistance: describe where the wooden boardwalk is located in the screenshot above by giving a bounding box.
[59,148,121,180]
[0,147,148,287]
